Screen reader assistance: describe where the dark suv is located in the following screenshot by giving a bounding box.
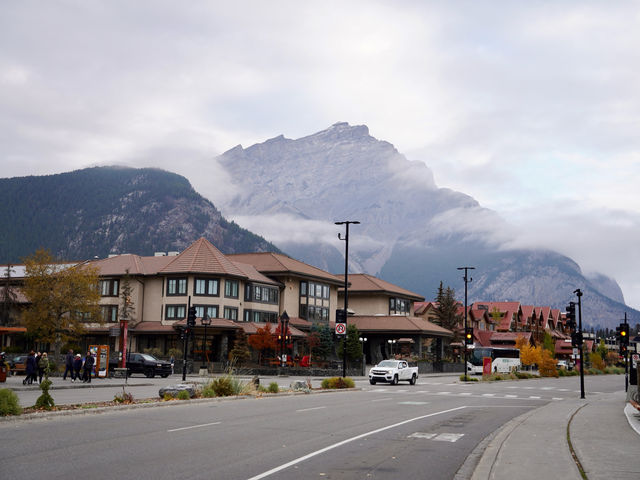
[111,353,172,378]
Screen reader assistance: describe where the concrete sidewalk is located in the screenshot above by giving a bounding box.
[471,391,640,480]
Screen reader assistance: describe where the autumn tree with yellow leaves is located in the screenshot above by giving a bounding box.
[22,249,102,358]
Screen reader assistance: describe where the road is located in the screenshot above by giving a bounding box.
[0,374,624,479]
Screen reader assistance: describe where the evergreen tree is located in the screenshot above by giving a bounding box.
[435,282,462,338]
[229,329,251,365]
[337,324,362,362]
[312,324,334,360]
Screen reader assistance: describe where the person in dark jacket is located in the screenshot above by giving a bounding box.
[72,354,82,382]
[83,351,94,383]
[23,351,37,385]
[63,349,74,380]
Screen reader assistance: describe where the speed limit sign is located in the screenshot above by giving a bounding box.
[335,323,346,335]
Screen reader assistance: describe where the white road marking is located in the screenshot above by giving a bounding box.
[552,398,563,401]
[408,432,437,439]
[433,433,465,442]
[529,396,541,399]
[482,393,495,397]
[296,406,327,412]
[505,395,517,398]
[246,406,467,480]
[459,392,472,396]
[437,391,451,395]
[370,397,392,402]
[167,421,221,432]
[408,432,465,442]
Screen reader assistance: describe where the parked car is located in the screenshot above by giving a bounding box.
[110,353,172,378]
[369,359,419,385]
[8,354,28,375]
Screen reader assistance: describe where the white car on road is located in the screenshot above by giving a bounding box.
[369,360,419,385]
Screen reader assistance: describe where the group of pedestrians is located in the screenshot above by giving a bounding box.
[22,350,50,385]
[62,349,95,383]
[22,349,95,385]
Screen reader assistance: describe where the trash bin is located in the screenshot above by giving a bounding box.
[0,364,7,382]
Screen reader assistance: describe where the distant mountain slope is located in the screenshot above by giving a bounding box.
[215,122,639,328]
[0,166,277,262]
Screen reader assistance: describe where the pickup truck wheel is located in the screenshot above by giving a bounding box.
[369,379,376,385]
[409,373,416,385]
[391,374,398,385]
[161,373,169,378]
[144,368,155,378]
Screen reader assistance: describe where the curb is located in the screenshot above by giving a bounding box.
[0,386,358,423]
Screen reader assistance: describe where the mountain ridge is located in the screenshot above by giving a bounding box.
[214,122,639,329]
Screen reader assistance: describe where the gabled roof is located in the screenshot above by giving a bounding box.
[92,254,174,276]
[348,315,453,337]
[519,305,535,325]
[232,262,280,286]
[159,238,246,277]
[475,330,494,347]
[414,301,438,315]
[228,252,342,285]
[336,274,424,301]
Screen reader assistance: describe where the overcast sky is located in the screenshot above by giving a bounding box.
[2,1,639,309]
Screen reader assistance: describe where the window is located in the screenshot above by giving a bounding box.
[165,304,186,320]
[243,310,278,323]
[300,281,330,299]
[101,305,118,322]
[195,305,218,319]
[389,297,410,315]
[224,280,239,298]
[244,283,279,304]
[299,280,330,323]
[100,279,119,297]
[223,306,238,321]
[194,278,219,296]
[167,278,187,296]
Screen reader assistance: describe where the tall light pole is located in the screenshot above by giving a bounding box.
[201,313,211,370]
[574,288,585,399]
[336,220,360,378]
[279,311,289,368]
[458,266,475,382]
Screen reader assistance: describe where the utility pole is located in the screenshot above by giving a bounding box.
[458,266,475,382]
[574,289,585,399]
[336,220,359,378]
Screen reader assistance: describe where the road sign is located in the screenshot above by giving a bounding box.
[632,353,639,368]
[335,323,346,335]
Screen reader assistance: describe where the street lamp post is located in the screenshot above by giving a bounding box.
[201,313,211,370]
[336,220,360,378]
[359,337,368,376]
[458,266,475,382]
[387,339,397,358]
[280,311,289,368]
[574,288,585,399]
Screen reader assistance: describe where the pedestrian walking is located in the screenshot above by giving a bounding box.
[23,350,37,385]
[63,349,74,380]
[72,353,82,382]
[83,351,94,383]
[38,352,49,384]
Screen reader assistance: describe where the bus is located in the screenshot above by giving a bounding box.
[467,346,521,374]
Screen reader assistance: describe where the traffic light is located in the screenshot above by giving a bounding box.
[571,331,583,348]
[465,327,474,345]
[620,323,629,346]
[187,306,197,327]
[565,302,576,331]
[620,344,628,355]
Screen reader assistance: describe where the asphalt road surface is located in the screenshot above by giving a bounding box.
[1,374,624,480]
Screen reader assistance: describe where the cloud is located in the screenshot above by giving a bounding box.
[1,1,639,308]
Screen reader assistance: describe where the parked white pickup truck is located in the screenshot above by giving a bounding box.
[369,360,419,385]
